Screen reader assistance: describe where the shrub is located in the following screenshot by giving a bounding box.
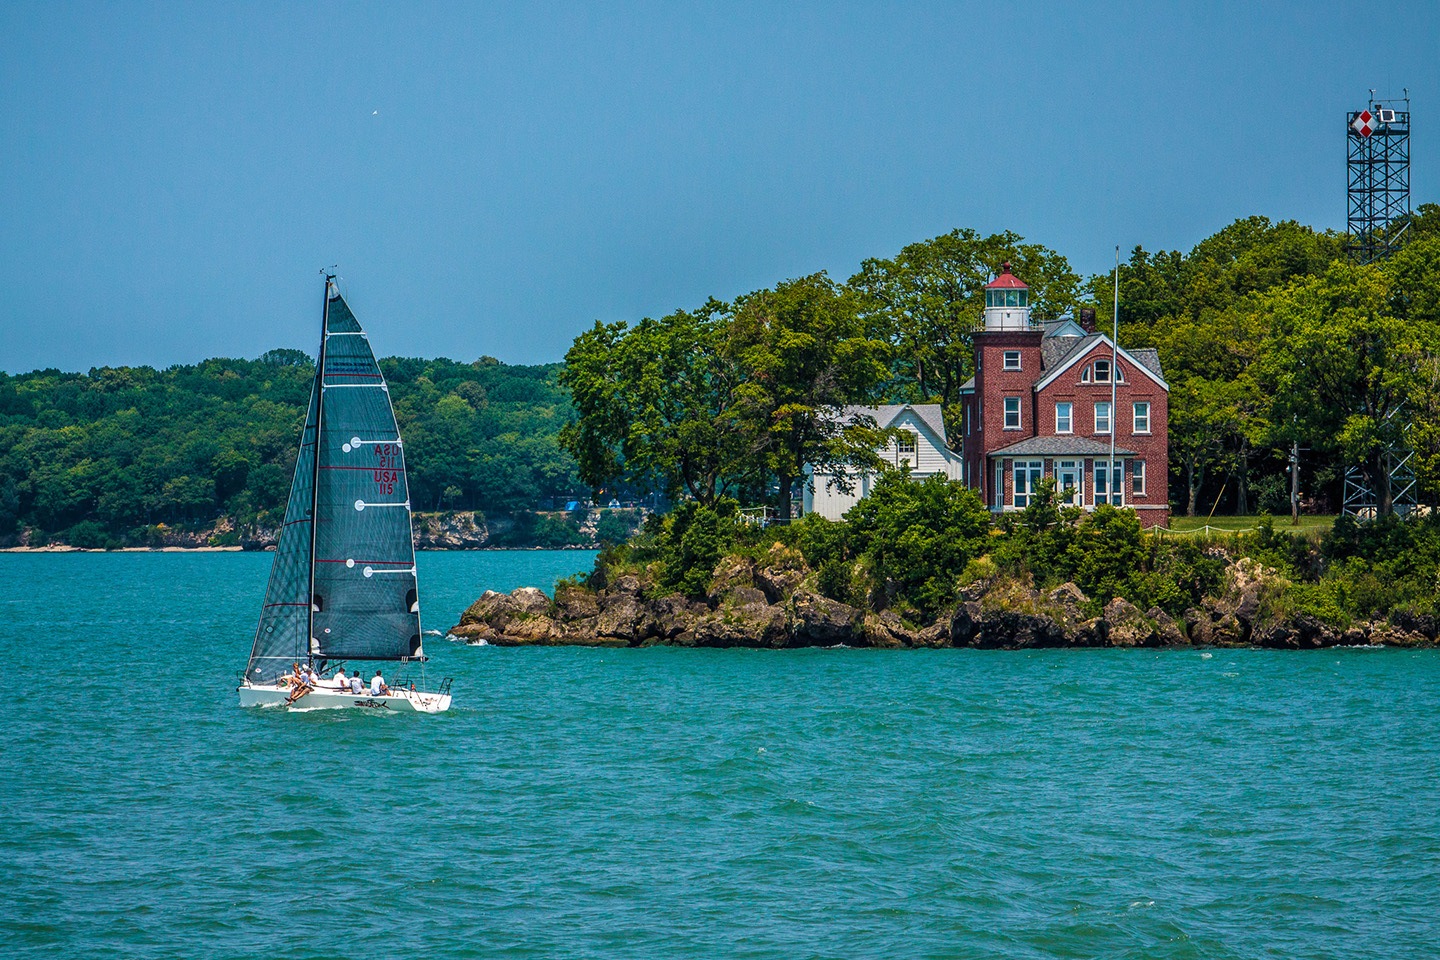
[595,508,643,545]
[66,520,114,550]
[844,472,992,617]
[496,511,586,548]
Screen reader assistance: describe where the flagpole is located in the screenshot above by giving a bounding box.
[1110,246,1118,507]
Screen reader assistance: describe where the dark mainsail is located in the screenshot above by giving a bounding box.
[245,281,422,683]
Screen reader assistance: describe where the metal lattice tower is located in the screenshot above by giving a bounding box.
[1347,92,1411,264]
[1341,409,1418,519]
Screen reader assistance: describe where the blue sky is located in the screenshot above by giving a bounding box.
[1,1,1435,372]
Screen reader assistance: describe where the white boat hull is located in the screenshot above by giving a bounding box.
[237,682,451,713]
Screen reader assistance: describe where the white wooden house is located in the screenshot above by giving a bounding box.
[801,403,963,521]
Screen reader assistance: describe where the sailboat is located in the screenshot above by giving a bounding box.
[237,275,452,712]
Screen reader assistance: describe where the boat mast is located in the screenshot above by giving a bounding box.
[307,273,333,667]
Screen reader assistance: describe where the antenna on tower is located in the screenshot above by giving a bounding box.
[1341,91,1418,519]
[1347,90,1411,264]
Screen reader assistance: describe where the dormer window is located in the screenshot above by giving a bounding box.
[1081,358,1124,384]
[896,432,917,454]
[1003,350,1021,370]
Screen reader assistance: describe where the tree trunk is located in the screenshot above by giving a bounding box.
[1186,460,1204,517]
[1374,450,1394,517]
[1235,441,1250,516]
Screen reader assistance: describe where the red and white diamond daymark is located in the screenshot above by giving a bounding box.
[1351,110,1375,137]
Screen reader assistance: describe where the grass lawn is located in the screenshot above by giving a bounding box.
[1163,514,1337,535]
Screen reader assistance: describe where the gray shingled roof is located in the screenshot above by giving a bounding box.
[1041,332,1099,372]
[988,436,1137,458]
[1038,328,1166,380]
[842,403,948,441]
[1127,347,1163,378]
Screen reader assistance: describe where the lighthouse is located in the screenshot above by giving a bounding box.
[959,261,1172,528]
[984,262,1031,331]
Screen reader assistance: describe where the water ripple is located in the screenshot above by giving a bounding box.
[3,553,1440,958]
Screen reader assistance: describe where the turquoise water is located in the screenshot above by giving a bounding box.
[4,552,1439,959]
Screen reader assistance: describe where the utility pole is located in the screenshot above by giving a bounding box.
[1109,246,1118,507]
[1289,439,1300,525]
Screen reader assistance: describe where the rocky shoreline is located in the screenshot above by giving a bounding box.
[448,546,1439,650]
[1,510,617,552]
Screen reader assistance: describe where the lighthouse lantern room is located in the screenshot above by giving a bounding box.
[984,262,1031,331]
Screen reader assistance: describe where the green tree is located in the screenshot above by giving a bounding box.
[850,228,1080,431]
[725,274,891,515]
[1259,261,1440,515]
[559,301,749,505]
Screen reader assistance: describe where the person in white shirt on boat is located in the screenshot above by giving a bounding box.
[333,667,348,689]
[370,670,391,697]
[349,671,364,694]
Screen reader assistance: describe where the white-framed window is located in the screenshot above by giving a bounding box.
[1003,350,1022,370]
[1004,396,1022,429]
[896,431,916,467]
[1082,358,1124,384]
[994,461,1005,508]
[1133,401,1150,434]
[1132,459,1146,496]
[1056,401,1073,434]
[1058,460,1079,505]
[1094,461,1124,506]
[1094,401,1112,434]
[1013,460,1043,508]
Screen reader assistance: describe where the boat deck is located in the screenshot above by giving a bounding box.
[237,681,451,713]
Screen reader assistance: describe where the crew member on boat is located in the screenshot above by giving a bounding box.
[370,670,391,697]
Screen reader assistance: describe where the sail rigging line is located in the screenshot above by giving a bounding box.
[307,275,334,667]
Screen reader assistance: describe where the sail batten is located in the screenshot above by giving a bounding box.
[245,285,422,682]
[309,290,423,664]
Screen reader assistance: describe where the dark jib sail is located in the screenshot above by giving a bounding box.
[245,283,422,683]
[245,374,320,682]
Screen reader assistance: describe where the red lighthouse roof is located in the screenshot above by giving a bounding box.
[986,262,1028,290]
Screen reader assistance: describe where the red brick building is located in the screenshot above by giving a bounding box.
[958,265,1170,528]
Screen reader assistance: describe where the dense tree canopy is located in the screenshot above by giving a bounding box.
[0,353,581,544]
[561,273,891,514]
[850,228,1081,436]
[560,301,749,506]
[5,206,1439,546]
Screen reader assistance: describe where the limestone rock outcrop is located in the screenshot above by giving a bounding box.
[445,552,1435,652]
